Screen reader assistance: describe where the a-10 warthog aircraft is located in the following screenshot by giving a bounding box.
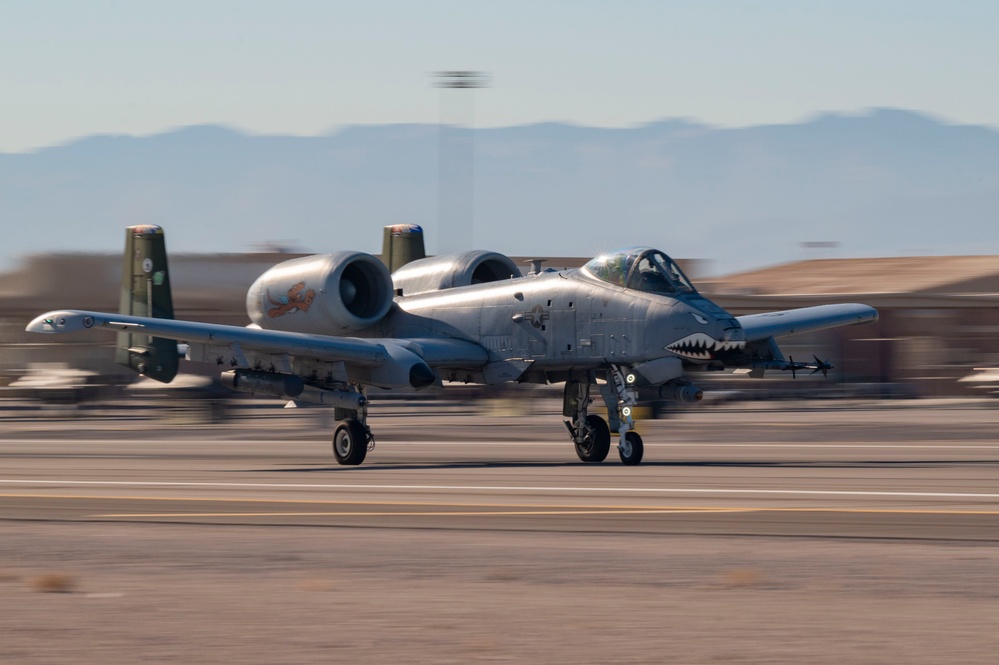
[28,224,877,465]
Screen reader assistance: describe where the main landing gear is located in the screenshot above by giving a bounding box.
[563,369,644,465]
[564,379,608,462]
[331,387,374,466]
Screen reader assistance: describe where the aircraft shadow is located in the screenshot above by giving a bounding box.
[250,461,596,472]
[668,460,999,468]
[239,459,999,472]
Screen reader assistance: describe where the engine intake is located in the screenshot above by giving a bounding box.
[391,250,521,297]
[247,252,393,334]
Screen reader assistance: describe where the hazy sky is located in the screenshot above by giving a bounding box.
[3,0,998,152]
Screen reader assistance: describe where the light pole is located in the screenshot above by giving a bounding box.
[432,71,489,254]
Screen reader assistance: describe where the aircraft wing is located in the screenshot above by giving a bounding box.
[737,304,878,342]
[26,309,488,389]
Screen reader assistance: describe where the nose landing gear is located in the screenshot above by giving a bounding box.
[605,366,643,465]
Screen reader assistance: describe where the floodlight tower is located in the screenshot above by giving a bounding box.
[432,71,490,254]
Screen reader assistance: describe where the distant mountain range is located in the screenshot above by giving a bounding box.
[2,109,998,276]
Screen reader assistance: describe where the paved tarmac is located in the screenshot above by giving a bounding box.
[2,399,999,663]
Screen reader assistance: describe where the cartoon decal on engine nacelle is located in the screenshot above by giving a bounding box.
[246,251,395,334]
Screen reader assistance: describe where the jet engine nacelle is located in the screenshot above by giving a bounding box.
[391,250,521,297]
[247,252,394,334]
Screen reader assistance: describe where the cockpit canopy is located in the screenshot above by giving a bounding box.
[582,247,697,295]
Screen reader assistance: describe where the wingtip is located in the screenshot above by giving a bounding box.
[26,311,96,334]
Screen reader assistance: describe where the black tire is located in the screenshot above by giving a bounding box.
[574,414,611,463]
[333,419,368,466]
[618,430,644,465]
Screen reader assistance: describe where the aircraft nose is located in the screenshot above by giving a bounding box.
[720,317,745,342]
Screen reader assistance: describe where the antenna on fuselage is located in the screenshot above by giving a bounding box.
[524,259,547,276]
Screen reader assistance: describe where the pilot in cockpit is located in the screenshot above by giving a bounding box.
[587,252,632,287]
[584,249,695,295]
[629,256,672,293]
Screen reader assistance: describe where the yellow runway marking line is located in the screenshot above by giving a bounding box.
[0,492,755,510]
[6,481,999,500]
[0,493,999,518]
[0,493,749,513]
[6,493,999,517]
[92,506,999,518]
[95,508,755,518]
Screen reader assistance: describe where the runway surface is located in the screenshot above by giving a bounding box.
[3,400,999,663]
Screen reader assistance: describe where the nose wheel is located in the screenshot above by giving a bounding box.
[618,430,644,465]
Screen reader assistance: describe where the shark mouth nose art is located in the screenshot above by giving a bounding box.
[666,333,746,360]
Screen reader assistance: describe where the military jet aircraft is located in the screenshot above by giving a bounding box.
[27,224,877,465]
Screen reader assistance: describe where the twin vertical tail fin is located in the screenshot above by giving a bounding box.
[115,225,179,383]
[381,224,426,273]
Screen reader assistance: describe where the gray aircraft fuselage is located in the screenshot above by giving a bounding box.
[369,266,743,380]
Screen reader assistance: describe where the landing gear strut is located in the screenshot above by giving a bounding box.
[331,385,374,466]
[602,365,644,465]
[563,379,610,462]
